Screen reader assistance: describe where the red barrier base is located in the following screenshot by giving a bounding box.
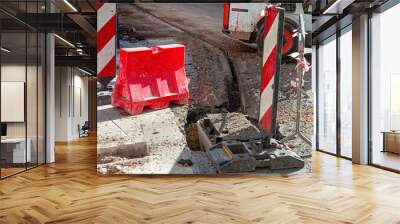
[112,44,189,115]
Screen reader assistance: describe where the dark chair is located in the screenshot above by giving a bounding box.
[79,121,90,138]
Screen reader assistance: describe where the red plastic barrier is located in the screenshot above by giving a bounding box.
[112,44,189,115]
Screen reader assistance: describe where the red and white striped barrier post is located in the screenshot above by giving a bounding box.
[97,2,116,87]
[259,6,284,144]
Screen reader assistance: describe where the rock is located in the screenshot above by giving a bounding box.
[178,159,193,167]
[180,147,192,160]
[98,142,149,158]
[97,91,112,106]
[268,148,305,170]
[204,112,261,142]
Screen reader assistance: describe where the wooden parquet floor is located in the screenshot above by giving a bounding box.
[1,136,400,224]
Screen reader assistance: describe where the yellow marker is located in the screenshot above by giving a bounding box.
[222,145,233,160]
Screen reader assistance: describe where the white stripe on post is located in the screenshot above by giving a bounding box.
[97,37,116,74]
[262,16,279,66]
[97,3,116,32]
[259,81,274,120]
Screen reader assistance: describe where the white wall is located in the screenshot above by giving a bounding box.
[1,64,26,144]
[55,66,69,141]
[54,66,89,141]
[74,73,89,135]
[1,64,36,138]
[1,62,47,164]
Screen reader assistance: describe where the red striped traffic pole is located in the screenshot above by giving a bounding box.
[97,2,116,86]
[259,6,284,144]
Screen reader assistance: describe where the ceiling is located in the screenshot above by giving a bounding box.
[0,0,97,74]
[312,0,390,43]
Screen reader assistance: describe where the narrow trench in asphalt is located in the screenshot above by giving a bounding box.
[225,57,241,113]
[121,5,246,150]
[180,41,244,151]
[132,4,243,114]
[183,57,242,150]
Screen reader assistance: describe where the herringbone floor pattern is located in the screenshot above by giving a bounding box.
[1,136,400,223]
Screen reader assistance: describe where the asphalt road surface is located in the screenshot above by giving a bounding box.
[155,3,224,29]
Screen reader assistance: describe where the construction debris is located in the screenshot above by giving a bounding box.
[199,112,260,144]
[197,112,305,173]
[97,3,312,175]
[177,159,194,167]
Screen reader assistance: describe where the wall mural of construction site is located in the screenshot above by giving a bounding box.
[97,2,313,174]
